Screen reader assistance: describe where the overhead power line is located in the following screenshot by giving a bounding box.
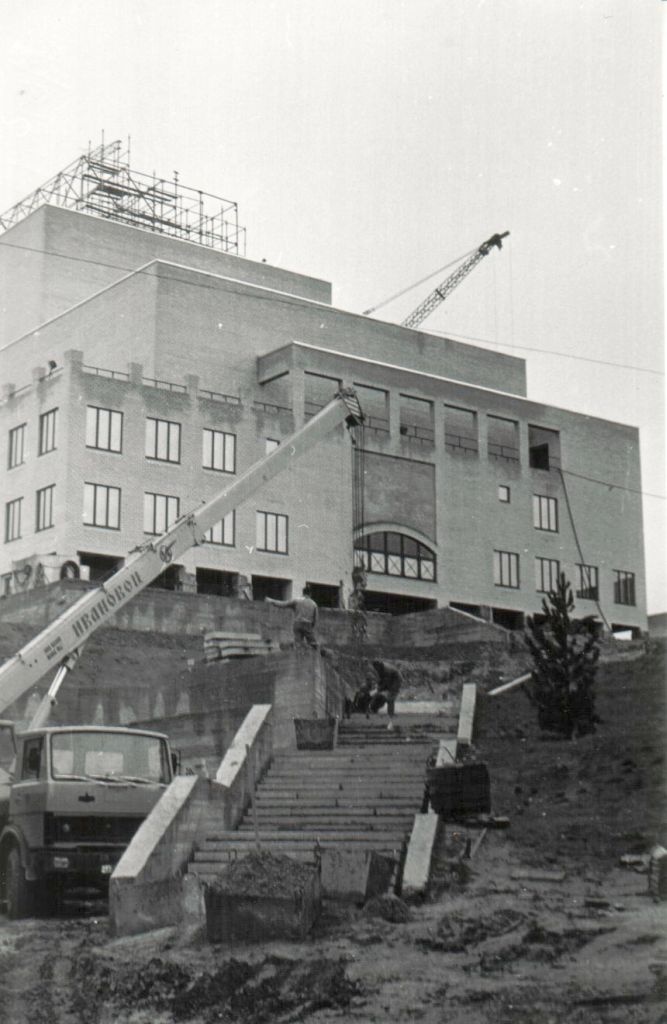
[0,237,663,381]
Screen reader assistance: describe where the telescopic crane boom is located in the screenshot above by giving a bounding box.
[401,231,509,330]
[0,388,363,721]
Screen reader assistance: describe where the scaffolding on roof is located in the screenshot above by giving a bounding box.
[0,137,246,255]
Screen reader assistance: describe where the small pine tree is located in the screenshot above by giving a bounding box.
[524,572,600,738]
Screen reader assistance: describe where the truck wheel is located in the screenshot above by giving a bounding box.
[6,848,33,919]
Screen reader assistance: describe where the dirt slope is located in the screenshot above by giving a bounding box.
[0,642,665,1023]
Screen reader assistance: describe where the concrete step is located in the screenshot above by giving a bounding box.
[240,809,415,823]
[254,795,420,808]
[198,832,404,850]
[239,815,413,831]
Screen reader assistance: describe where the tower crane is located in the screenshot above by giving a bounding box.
[401,231,509,331]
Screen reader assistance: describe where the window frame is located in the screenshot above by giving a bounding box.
[493,549,520,589]
[83,482,121,530]
[86,406,123,453]
[145,417,181,464]
[36,484,55,532]
[204,511,235,547]
[256,510,288,554]
[202,428,236,474]
[535,556,560,593]
[498,485,511,503]
[354,531,437,582]
[8,423,26,469]
[4,497,22,543]
[143,492,180,536]
[613,569,636,606]
[533,494,558,532]
[576,563,599,601]
[38,408,58,456]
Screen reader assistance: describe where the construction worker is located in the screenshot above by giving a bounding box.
[265,586,318,648]
[369,659,403,730]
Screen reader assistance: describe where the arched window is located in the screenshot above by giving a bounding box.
[354,531,436,582]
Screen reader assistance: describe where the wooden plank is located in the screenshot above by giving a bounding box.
[488,672,532,697]
[457,683,477,750]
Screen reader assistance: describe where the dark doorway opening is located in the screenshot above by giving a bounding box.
[251,575,291,601]
[306,582,340,608]
[148,565,182,591]
[492,608,525,630]
[363,591,437,615]
[196,569,238,597]
[78,552,123,582]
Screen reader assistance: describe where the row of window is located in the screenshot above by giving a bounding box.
[8,409,57,468]
[4,486,288,555]
[8,408,238,474]
[493,549,636,606]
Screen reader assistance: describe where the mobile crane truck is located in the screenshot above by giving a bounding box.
[0,388,363,917]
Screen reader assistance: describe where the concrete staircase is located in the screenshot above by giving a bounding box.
[189,716,449,884]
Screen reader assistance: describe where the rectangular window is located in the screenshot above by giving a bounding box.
[444,405,478,456]
[86,406,123,452]
[536,557,560,593]
[487,415,519,463]
[204,511,235,546]
[529,425,561,470]
[256,511,288,554]
[8,423,26,469]
[498,485,511,503]
[144,492,180,535]
[576,563,599,601]
[38,408,58,455]
[533,494,558,532]
[83,483,120,529]
[493,549,520,589]
[613,570,636,606]
[145,418,181,463]
[4,497,22,542]
[202,428,236,473]
[36,484,55,532]
[399,394,434,443]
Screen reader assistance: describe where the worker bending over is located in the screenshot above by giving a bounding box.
[369,659,403,730]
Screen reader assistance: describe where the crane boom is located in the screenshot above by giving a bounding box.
[401,231,509,330]
[0,388,363,717]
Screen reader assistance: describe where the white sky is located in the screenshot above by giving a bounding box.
[0,0,664,612]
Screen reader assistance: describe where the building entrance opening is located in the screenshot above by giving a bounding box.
[251,575,291,601]
[78,552,122,582]
[306,582,340,608]
[363,590,436,615]
[196,569,238,597]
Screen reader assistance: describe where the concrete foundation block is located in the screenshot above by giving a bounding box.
[320,848,394,903]
[402,813,442,901]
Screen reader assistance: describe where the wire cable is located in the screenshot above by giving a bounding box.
[0,235,662,378]
[557,468,613,632]
[361,248,477,315]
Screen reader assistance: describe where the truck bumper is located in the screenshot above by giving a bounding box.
[28,847,124,884]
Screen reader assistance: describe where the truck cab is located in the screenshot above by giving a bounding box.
[0,725,173,918]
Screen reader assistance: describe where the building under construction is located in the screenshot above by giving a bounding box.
[0,142,647,634]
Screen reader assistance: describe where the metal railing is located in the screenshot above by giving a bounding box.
[253,400,293,415]
[82,364,130,381]
[142,376,187,394]
[198,388,241,406]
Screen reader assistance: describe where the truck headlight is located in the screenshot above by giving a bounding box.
[53,856,70,869]
[100,864,113,875]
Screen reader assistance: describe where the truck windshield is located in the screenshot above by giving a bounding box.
[50,731,170,784]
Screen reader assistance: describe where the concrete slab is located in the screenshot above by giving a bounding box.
[401,813,442,901]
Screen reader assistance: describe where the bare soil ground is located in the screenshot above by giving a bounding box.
[0,641,665,1024]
